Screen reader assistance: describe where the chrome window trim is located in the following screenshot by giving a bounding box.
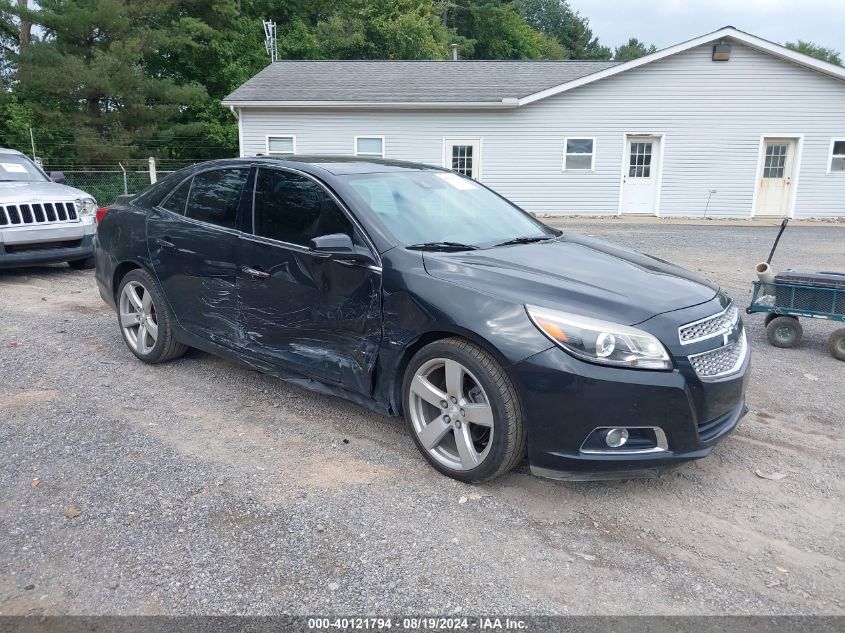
[688,328,748,381]
[678,301,739,345]
[579,426,669,455]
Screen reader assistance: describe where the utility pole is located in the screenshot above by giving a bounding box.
[29,127,36,160]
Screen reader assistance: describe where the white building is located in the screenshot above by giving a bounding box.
[223,27,845,219]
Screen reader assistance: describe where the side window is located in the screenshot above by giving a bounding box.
[253,168,354,247]
[185,168,248,229]
[160,178,192,215]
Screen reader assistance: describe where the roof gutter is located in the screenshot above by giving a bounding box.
[220,99,521,110]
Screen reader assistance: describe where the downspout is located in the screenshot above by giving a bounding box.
[228,106,245,158]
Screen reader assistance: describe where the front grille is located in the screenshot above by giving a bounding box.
[679,304,739,344]
[0,201,79,226]
[688,330,747,380]
[4,239,83,254]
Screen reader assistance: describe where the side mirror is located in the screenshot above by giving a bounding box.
[309,233,374,263]
[49,171,65,184]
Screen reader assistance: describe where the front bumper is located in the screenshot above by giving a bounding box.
[510,336,750,481]
[0,219,95,268]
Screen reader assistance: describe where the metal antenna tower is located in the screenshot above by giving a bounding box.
[263,20,278,62]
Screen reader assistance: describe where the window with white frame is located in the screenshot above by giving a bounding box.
[355,136,385,158]
[563,138,595,171]
[267,135,295,155]
[830,140,845,173]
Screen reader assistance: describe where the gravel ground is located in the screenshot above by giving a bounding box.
[0,220,843,616]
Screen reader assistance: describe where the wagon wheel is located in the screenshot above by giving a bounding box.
[764,313,778,327]
[766,316,802,349]
[828,328,845,361]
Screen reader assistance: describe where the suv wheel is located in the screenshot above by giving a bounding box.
[402,337,526,483]
[117,269,187,363]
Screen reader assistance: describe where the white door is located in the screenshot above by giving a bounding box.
[755,139,796,217]
[445,139,481,180]
[620,136,661,214]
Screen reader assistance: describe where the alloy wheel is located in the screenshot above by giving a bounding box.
[119,280,158,355]
[408,357,495,471]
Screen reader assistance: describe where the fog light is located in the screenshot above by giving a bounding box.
[604,428,629,448]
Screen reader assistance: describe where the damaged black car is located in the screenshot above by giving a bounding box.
[95,157,749,482]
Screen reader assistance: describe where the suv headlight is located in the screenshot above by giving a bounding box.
[526,305,672,370]
[75,197,97,217]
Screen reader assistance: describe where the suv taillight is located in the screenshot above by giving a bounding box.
[95,207,110,224]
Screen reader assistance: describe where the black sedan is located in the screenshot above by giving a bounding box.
[94,157,749,482]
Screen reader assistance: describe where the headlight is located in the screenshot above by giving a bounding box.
[526,305,672,370]
[75,197,97,217]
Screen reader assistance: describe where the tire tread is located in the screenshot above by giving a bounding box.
[828,327,845,361]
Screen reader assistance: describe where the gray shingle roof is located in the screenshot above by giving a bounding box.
[222,60,621,104]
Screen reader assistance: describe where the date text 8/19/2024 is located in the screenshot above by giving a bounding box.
[306,617,528,630]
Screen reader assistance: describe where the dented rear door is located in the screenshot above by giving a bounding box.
[147,167,249,347]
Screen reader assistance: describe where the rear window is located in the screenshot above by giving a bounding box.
[160,179,191,215]
[184,168,248,229]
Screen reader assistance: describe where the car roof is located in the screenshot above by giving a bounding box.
[0,147,25,156]
[205,155,443,176]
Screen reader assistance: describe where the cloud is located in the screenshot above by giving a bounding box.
[568,0,841,51]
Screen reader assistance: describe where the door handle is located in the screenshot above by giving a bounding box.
[241,265,270,280]
[154,237,175,249]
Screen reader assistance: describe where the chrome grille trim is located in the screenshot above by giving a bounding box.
[679,303,739,345]
[0,201,78,226]
[688,329,747,380]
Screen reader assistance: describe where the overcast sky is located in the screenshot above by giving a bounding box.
[567,0,841,53]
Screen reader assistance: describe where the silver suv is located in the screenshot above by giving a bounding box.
[0,148,97,269]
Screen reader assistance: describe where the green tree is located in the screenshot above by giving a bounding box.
[6,1,206,162]
[613,37,657,61]
[315,0,454,60]
[785,40,841,66]
[514,0,611,59]
[448,0,544,59]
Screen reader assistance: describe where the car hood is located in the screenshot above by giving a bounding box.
[0,181,93,204]
[422,234,719,325]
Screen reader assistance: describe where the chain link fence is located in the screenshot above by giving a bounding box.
[41,159,212,205]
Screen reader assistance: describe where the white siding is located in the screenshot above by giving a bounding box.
[238,41,845,218]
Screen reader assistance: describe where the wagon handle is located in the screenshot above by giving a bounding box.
[766,218,789,265]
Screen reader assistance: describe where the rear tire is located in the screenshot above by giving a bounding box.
[828,328,845,361]
[763,313,778,327]
[766,316,802,349]
[117,269,187,363]
[402,337,526,483]
[68,255,95,270]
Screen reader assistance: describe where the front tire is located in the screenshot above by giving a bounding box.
[68,255,95,270]
[117,269,187,363]
[402,337,526,483]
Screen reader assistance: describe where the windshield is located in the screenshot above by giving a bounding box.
[342,171,553,248]
[0,154,48,182]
